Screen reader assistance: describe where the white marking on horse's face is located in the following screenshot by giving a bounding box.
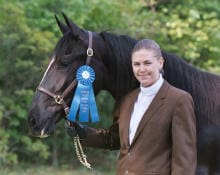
[39,56,55,85]
[39,128,49,138]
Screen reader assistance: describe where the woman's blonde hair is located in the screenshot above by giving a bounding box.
[132,39,162,58]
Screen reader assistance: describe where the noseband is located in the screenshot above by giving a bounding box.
[37,31,94,116]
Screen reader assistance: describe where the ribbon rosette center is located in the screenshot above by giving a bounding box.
[82,71,90,79]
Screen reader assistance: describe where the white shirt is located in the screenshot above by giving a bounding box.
[129,74,164,144]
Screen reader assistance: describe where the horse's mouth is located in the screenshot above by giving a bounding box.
[29,128,50,138]
[31,134,50,138]
[28,117,56,138]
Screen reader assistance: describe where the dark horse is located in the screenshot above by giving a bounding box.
[28,14,220,175]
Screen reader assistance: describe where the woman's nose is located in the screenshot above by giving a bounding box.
[139,64,146,72]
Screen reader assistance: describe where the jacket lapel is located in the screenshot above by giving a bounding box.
[123,89,140,147]
[130,81,169,147]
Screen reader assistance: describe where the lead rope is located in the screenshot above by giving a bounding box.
[66,119,97,175]
[73,135,98,175]
[74,136,91,168]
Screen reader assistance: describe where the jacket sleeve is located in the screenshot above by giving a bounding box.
[81,105,121,150]
[171,92,197,175]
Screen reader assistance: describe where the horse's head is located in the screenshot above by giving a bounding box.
[28,14,108,137]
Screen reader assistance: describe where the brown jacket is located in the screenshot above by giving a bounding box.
[83,80,197,175]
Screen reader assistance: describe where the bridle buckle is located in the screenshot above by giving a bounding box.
[54,95,64,104]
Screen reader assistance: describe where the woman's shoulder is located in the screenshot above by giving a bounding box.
[164,80,193,100]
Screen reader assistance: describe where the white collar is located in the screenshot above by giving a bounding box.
[140,74,164,96]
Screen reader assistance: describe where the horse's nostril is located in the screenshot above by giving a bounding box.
[29,117,37,127]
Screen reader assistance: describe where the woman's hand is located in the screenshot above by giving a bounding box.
[64,121,88,139]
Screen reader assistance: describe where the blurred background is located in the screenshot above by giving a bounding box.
[0,0,220,174]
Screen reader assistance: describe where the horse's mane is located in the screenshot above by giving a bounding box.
[100,32,139,99]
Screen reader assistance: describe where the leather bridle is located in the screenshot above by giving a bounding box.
[37,31,94,116]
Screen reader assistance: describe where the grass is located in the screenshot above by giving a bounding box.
[0,165,115,175]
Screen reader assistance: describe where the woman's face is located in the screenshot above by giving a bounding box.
[132,49,164,87]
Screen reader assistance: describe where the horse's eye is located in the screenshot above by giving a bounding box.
[59,54,72,66]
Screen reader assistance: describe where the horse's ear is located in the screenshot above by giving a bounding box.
[61,12,86,39]
[55,14,68,34]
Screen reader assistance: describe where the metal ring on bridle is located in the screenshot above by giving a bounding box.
[54,95,64,104]
[87,48,93,57]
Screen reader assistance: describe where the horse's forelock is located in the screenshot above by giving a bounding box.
[55,32,73,59]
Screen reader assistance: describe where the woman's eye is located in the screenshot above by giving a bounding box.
[144,62,151,65]
[133,63,139,66]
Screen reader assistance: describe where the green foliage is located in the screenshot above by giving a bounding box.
[0,90,18,166]
[129,0,220,71]
[0,0,219,169]
[0,165,115,175]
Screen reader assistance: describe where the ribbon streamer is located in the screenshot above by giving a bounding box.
[67,65,99,122]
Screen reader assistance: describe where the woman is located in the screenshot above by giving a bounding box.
[66,39,197,175]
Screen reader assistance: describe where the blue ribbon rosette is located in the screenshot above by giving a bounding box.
[67,65,99,122]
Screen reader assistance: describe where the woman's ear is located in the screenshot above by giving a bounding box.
[159,57,164,68]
